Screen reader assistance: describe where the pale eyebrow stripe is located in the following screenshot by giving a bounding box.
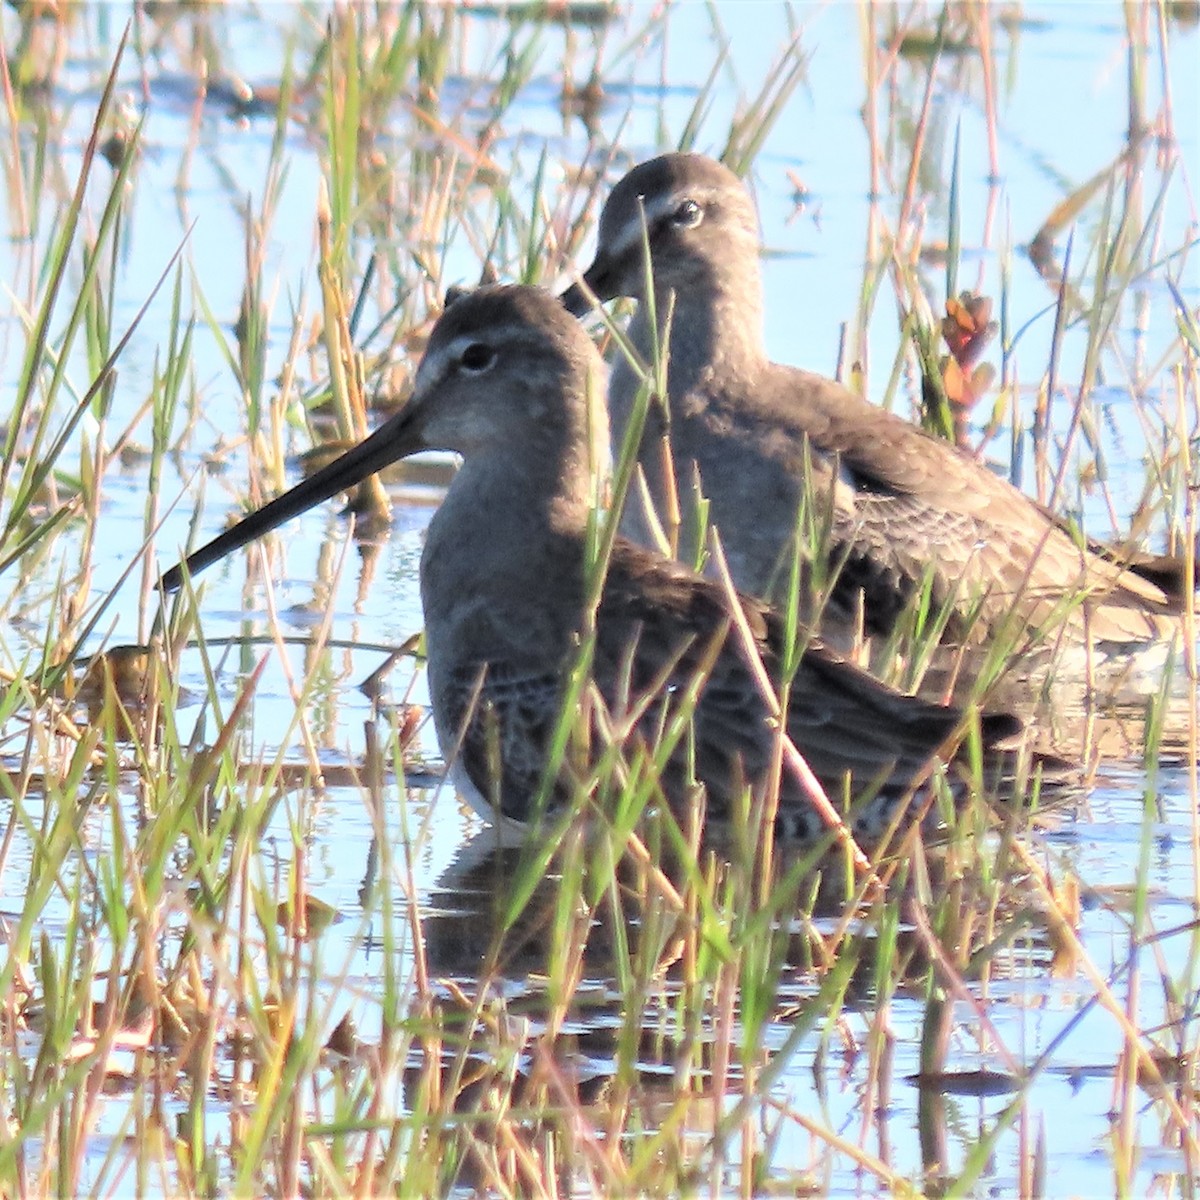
[605,190,684,259]
[420,328,543,390]
[414,337,460,392]
[605,185,728,261]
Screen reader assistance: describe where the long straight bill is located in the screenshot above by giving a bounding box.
[161,406,420,591]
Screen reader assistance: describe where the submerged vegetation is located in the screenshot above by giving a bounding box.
[0,3,1195,1196]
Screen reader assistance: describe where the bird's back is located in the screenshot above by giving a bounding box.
[648,357,1182,648]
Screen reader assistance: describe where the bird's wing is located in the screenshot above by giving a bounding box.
[751,366,1178,636]
[598,543,977,805]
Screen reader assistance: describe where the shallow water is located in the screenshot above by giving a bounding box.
[0,3,1196,1196]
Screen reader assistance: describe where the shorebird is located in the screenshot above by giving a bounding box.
[560,152,1184,655]
[164,286,1054,848]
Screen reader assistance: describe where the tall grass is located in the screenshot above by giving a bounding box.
[0,3,1193,1197]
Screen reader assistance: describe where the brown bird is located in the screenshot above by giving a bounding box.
[560,152,1185,657]
[163,286,1053,849]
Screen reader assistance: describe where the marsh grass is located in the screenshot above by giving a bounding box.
[0,3,1194,1197]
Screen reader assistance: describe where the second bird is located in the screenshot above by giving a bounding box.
[561,152,1182,660]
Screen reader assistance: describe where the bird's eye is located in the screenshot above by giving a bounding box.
[458,342,496,374]
[670,198,703,229]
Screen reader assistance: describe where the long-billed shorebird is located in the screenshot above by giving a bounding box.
[561,152,1184,654]
[164,286,1056,848]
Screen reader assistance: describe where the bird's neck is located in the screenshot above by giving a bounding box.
[607,253,768,565]
[623,258,768,398]
[420,435,606,643]
[462,443,602,533]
